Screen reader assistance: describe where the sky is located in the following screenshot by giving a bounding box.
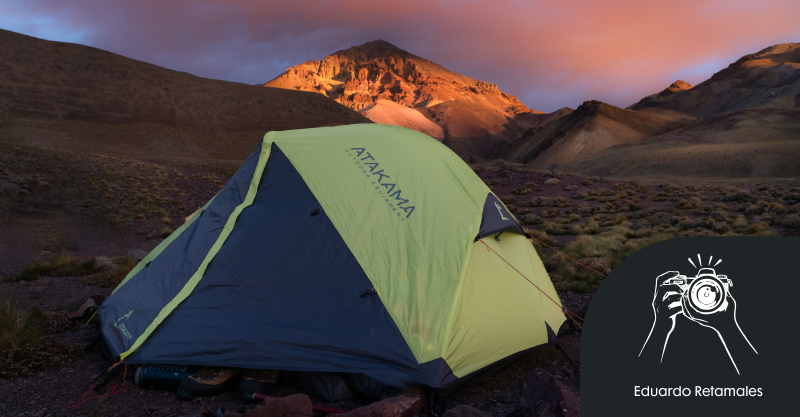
[2,0,799,112]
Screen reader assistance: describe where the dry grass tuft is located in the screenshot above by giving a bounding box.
[0,299,83,378]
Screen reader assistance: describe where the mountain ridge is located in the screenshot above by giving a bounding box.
[629,43,800,115]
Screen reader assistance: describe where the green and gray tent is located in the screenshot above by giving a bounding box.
[99,124,566,396]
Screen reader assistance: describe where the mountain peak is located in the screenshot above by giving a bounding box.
[264,41,532,115]
[358,39,401,51]
[667,80,692,92]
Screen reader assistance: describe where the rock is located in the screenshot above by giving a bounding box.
[95,256,114,270]
[127,250,148,261]
[333,395,423,417]
[512,369,580,417]
[444,404,493,417]
[34,251,54,264]
[544,178,561,186]
[244,394,312,417]
[61,290,105,309]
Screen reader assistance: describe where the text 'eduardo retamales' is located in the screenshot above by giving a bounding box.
[634,386,763,397]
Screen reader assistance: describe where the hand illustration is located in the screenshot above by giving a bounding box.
[638,271,683,362]
[682,291,758,375]
[639,266,757,375]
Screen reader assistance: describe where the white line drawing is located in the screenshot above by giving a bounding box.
[639,254,757,374]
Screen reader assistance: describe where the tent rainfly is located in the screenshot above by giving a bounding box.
[99,124,566,399]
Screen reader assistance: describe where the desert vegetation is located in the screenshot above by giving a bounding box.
[0,299,84,378]
[475,164,800,293]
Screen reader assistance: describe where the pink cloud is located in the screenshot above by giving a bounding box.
[2,0,798,111]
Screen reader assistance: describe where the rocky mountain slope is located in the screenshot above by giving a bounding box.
[552,108,800,177]
[504,43,800,177]
[501,100,696,169]
[265,40,551,159]
[629,43,800,116]
[0,29,368,160]
[265,40,530,114]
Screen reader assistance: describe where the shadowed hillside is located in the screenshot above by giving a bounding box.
[501,100,696,169]
[0,29,369,160]
[552,108,800,177]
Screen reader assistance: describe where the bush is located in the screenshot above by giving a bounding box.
[541,209,560,218]
[0,300,82,378]
[6,249,73,282]
[712,222,730,233]
[522,214,542,225]
[781,215,800,229]
[709,211,726,221]
[745,222,775,236]
[0,299,43,352]
[83,256,138,288]
[158,226,174,238]
[568,221,599,236]
[676,196,703,209]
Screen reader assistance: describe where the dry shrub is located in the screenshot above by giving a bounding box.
[7,249,73,282]
[0,299,43,352]
[676,196,703,209]
[0,299,84,378]
[781,215,800,229]
[745,222,775,236]
[83,256,138,288]
[568,221,599,236]
[577,257,612,276]
[159,226,174,238]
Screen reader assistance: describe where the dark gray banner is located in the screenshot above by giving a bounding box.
[582,237,800,416]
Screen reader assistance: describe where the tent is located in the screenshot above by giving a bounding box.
[99,124,566,399]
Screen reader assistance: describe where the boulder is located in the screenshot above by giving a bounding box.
[444,404,493,417]
[511,369,580,417]
[243,394,313,417]
[61,291,106,309]
[544,178,561,186]
[34,250,55,264]
[332,395,423,417]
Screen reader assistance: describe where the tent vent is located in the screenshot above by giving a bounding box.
[310,207,322,216]
[360,288,377,298]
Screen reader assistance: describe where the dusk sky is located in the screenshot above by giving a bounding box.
[2,0,798,112]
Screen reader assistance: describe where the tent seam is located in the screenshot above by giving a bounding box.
[110,192,220,295]
[118,132,275,360]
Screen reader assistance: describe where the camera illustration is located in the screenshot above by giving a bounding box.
[662,268,732,314]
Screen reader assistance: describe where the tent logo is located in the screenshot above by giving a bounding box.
[639,254,757,374]
[113,309,134,340]
[347,148,416,219]
[494,201,509,220]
